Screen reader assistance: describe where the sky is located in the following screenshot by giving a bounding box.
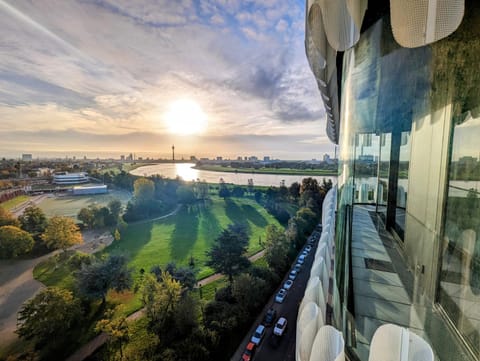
[0,0,334,160]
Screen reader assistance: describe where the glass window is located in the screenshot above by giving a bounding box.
[440,112,480,355]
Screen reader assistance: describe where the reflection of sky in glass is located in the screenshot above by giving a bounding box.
[453,112,480,160]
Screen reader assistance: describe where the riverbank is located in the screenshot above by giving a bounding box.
[193,164,337,176]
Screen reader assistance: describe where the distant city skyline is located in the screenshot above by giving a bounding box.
[0,0,331,159]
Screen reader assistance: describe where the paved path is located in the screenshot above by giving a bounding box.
[10,194,49,217]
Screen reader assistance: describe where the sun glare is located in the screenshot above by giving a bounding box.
[165,99,208,135]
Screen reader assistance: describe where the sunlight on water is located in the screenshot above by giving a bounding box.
[175,163,199,181]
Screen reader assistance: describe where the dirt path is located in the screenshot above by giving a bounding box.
[10,194,49,217]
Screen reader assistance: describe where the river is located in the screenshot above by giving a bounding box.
[130,163,336,187]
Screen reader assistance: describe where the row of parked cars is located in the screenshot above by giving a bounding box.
[275,244,312,304]
[241,243,315,360]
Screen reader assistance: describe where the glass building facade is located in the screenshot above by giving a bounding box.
[309,1,480,360]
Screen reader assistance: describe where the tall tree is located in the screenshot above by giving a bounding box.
[41,216,83,251]
[77,255,132,304]
[206,223,250,283]
[19,205,47,237]
[17,287,81,349]
[0,225,34,258]
[264,224,290,275]
[0,207,20,227]
[108,199,123,222]
[95,306,130,361]
[134,178,155,204]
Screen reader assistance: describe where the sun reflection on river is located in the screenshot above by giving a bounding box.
[174,163,199,181]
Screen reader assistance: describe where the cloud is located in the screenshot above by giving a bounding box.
[0,0,329,158]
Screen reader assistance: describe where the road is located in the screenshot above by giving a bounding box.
[230,240,318,361]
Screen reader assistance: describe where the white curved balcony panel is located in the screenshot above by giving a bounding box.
[318,0,361,51]
[309,325,345,361]
[346,0,368,30]
[390,0,464,48]
[368,324,434,361]
[307,2,328,67]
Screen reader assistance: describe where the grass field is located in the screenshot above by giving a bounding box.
[0,195,30,210]
[105,196,281,280]
[38,190,132,219]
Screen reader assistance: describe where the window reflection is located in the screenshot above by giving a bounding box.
[440,113,480,355]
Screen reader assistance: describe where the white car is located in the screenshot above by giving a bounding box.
[283,279,293,290]
[298,254,306,264]
[251,324,265,345]
[305,245,312,252]
[273,317,287,336]
[275,288,287,303]
[288,270,297,280]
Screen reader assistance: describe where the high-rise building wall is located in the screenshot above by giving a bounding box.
[305,1,479,360]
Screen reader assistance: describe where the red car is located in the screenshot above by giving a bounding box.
[242,342,256,361]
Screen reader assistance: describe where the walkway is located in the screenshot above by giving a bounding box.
[350,205,471,361]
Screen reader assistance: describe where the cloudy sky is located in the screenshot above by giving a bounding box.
[0,0,333,160]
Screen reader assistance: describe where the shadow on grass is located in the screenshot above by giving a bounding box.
[103,221,153,260]
[225,199,252,234]
[170,206,199,261]
[199,206,222,242]
[241,204,268,227]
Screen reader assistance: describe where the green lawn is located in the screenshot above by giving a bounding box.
[38,190,132,219]
[105,196,281,280]
[0,195,30,210]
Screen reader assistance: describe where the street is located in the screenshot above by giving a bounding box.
[231,238,318,361]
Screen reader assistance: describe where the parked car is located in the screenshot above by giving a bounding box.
[305,245,312,252]
[273,317,288,336]
[283,279,293,290]
[263,307,277,327]
[288,270,297,280]
[275,288,287,303]
[294,263,302,273]
[251,325,265,345]
[298,254,306,264]
[242,342,256,361]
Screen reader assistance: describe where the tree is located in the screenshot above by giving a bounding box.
[95,306,130,361]
[41,216,83,251]
[17,287,81,349]
[78,206,96,228]
[108,199,123,222]
[176,185,196,204]
[76,255,132,304]
[264,224,290,275]
[19,205,47,237]
[141,272,183,340]
[289,182,300,200]
[232,273,267,311]
[206,223,250,283]
[0,225,34,258]
[134,178,155,204]
[0,207,19,227]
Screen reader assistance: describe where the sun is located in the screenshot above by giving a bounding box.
[164,99,208,135]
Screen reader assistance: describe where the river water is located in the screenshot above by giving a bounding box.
[130,163,336,187]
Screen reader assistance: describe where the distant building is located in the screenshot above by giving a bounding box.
[263,156,270,162]
[72,185,107,195]
[190,155,197,161]
[22,154,32,161]
[248,156,258,161]
[200,157,209,161]
[120,155,125,161]
[323,153,331,162]
[216,156,223,161]
[52,172,89,185]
